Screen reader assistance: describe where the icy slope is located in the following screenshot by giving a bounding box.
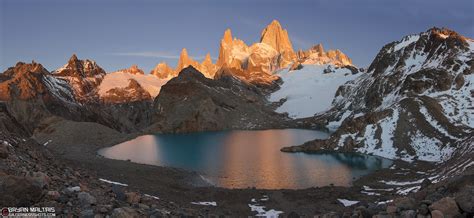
[270,65,360,118]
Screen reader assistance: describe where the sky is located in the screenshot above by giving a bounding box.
[1,0,473,72]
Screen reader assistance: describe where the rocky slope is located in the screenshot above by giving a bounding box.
[148,66,292,133]
[282,28,474,163]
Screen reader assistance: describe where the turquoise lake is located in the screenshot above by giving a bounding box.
[98,129,392,189]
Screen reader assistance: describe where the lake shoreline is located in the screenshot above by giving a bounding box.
[32,118,442,215]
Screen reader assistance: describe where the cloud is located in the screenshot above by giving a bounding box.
[108,51,216,61]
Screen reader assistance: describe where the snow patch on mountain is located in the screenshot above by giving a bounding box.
[327,109,353,131]
[99,72,168,98]
[426,73,474,128]
[353,109,399,159]
[270,65,359,118]
[392,35,420,52]
[410,130,454,162]
[42,75,76,104]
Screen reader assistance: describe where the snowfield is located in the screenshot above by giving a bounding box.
[270,65,360,118]
[392,34,420,52]
[98,72,169,97]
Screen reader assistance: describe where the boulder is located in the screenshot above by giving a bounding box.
[455,186,474,213]
[112,185,126,201]
[80,209,94,218]
[47,190,60,200]
[429,197,460,217]
[400,210,416,218]
[394,197,416,210]
[125,192,140,204]
[30,171,50,188]
[430,210,443,218]
[98,205,113,214]
[417,204,430,216]
[77,192,97,207]
[138,203,149,210]
[386,205,398,214]
[353,206,371,217]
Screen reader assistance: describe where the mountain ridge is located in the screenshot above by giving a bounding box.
[282,27,473,163]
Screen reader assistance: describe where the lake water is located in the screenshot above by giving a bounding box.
[98,129,392,189]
